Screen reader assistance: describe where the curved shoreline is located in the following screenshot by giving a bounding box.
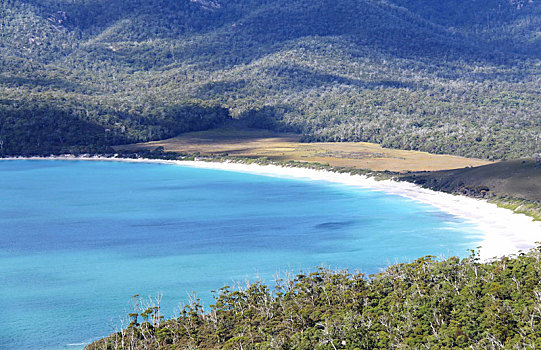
[3,155,540,260]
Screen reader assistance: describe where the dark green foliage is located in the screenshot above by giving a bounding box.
[0,93,231,155]
[87,247,541,349]
[1,0,540,158]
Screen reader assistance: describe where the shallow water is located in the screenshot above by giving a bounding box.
[0,160,482,349]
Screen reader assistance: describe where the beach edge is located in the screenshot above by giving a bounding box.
[3,155,540,260]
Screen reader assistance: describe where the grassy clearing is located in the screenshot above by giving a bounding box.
[115,123,492,172]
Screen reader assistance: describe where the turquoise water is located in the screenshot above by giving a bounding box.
[0,160,482,349]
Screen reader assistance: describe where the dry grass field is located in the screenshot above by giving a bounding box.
[116,124,492,172]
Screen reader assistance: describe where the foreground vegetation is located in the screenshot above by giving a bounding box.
[87,247,541,349]
[1,0,540,158]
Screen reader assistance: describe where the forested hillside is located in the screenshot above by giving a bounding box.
[1,0,540,157]
[87,248,541,349]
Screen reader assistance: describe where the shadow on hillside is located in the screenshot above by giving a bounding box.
[0,75,96,93]
[234,106,300,132]
[0,100,232,155]
[18,0,531,75]
[262,64,429,90]
[401,159,541,202]
[0,105,109,156]
[196,64,428,99]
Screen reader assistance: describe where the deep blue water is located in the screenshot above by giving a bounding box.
[0,160,482,349]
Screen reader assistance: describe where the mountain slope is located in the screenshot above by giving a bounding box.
[0,0,539,157]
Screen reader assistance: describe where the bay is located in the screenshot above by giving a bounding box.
[0,160,482,349]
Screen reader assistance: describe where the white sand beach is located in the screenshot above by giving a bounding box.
[5,155,541,260]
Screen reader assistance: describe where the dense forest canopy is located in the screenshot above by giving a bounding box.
[1,0,540,157]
